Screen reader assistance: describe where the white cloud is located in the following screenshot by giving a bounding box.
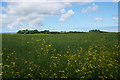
[2,0,95,2]
[2,0,120,2]
[112,15,118,21]
[19,28,25,30]
[112,0,120,3]
[59,10,75,22]
[81,3,98,13]
[2,2,72,29]
[7,25,14,29]
[74,0,94,5]
[94,17,103,22]
[60,9,66,14]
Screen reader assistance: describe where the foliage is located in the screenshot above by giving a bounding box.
[17,29,39,34]
[17,29,108,34]
[89,29,106,33]
[17,29,87,34]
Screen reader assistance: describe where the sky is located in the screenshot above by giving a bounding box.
[0,0,119,33]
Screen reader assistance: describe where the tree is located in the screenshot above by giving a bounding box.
[24,29,29,34]
[43,30,50,34]
[17,30,22,34]
[89,29,102,33]
[34,29,39,33]
[17,29,87,34]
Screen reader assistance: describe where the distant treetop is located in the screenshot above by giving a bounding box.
[17,29,106,34]
[89,29,104,33]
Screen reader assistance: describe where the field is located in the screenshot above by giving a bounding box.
[1,33,120,79]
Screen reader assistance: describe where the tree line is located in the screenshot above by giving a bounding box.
[17,29,107,34]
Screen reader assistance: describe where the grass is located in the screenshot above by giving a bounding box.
[1,33,120,79]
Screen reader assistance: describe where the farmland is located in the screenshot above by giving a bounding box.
[1,33,120,79]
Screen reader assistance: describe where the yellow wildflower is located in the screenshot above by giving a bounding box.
[59,70,65,73]
[49,44,52,47]
[75,69,80,72]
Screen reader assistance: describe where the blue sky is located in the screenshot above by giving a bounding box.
[1,2,118,33]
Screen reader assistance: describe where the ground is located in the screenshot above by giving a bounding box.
[1,33,120,79]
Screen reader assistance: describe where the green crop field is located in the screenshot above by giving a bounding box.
[1,33,120,79]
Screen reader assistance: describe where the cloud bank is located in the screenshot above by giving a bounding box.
[1,2,72,29]
[2,0,120,2]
